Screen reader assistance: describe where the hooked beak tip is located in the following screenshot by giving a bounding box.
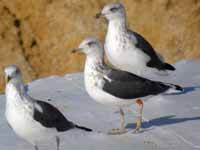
[71,49,77,54]
[71,48,83,54]
[95,13,102,19]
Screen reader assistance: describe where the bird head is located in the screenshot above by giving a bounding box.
[71,37,104,58]
[4,65,22,84]
[96,3,125,21]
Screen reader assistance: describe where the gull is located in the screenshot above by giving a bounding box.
[4,65,92,150]
[72,37,183,134]
[96,3,175,77]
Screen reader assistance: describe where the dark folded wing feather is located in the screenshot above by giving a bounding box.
[130,30,172,70]
[33,100,75,132]
[103,69,170,99]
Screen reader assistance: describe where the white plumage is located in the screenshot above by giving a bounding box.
[5,83,57,146]
[96,3,175,77]
[84,56,138,107]
[4,65,92,150]
[73,37,182,135]
[105,20,151,75]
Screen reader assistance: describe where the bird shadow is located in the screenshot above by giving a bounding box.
[163,86,200,96]
[126,115,200,130]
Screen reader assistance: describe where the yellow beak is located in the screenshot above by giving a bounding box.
[71,48,82,54]
[95,12,104,19]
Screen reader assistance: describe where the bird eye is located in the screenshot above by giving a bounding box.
[88,41,95,46]
[15,68,19,75]
[110,7,118,12]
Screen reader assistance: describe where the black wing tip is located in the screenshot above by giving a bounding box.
[175,85,184,91]
[164,63,176,71]
[75,125,93,132]
[170,84,183,92]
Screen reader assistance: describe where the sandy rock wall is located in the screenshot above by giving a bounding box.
[0,0,200,92]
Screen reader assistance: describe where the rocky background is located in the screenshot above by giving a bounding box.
[0,0,200,92]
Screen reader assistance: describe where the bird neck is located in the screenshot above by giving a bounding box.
[108,18,127,34]
[85,55,104,74]
[5,79,28,103]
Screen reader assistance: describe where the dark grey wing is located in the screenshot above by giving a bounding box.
[103,69,170,99]
[130,30,175,71]
[33,100,75,132]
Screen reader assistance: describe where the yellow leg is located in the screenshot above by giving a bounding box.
[133,99,143,133]
[120,108,126,132]
[108,108,127,135]
[56,136,60,150]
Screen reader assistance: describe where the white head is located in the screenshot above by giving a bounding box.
[72,37,104,59]
[96,3,126,21]
[4,65,23,84]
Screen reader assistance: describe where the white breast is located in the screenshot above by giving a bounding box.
[5,84,56,145]
[84,67,137,107]
[105,24,152,76]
